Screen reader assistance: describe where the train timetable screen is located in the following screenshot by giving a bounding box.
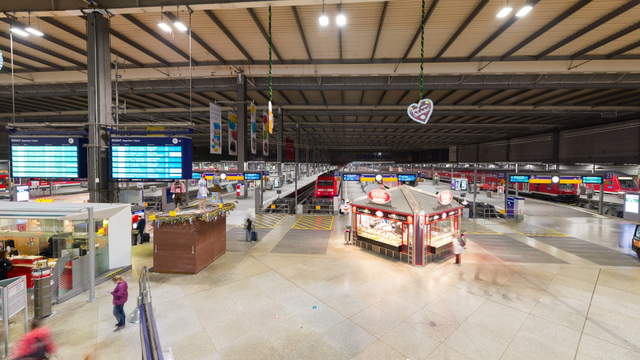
[110,137,193,181]
[10,137,86,179]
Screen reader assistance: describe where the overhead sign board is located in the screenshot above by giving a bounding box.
[342,174,361,182]
[243,172,262,181]
[398,174,417,182]
[509,175,530,183]
[10,137,87,179]
[110,137,193,181]
[360,174,377,182]
[582,176,603,184]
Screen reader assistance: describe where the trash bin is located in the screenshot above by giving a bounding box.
[33,268,53,319]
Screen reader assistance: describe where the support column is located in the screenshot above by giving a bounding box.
[236,73,247,172]
[294,119,300,208]
[277,108,284,178]
[86,11,114,203]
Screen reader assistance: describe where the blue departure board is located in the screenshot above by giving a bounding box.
[243,172,262,180]
[509,175,530,183]
[342,174,361,181]
[110,137,193,181]
[10,137,87,179]
[582,176,603,184]
[398,174,417,182]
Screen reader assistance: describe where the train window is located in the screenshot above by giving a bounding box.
[619,179,637,189]
[558,184,575,191]
[604,180,613,186]
[317,180,334,186]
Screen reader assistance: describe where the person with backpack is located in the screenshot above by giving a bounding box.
[10,319,56,360]
[0,249,13,280]
[453,232,466,265]
[111,275,128,331]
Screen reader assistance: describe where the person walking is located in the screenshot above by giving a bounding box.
[137,216,147,245]
[245,218,253,242]
[0,249,13,280]
[110,275,128,331]
[10,319,56,360]
[453,232,466,265]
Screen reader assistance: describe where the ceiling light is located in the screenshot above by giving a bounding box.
[158,21,172,33]
[319,14,329,27]
[173,21,188,32]
[496,6,512,18]
[25,27,44,36]
[336,13,347,27]
[516,4,533,17]
[10,27,29,37]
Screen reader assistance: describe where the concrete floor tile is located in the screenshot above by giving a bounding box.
[321,320,377,358]
[351,340,406,360]
[501,315,581,360]
[576,334,640,360]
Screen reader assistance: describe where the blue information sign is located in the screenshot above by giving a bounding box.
[582,176,603,184]
[342,174,361,182]
[509,175,530,183]
[398,174,417,182]
[110,137,193,181]
[243,172,262,180]
[10,137,87,179]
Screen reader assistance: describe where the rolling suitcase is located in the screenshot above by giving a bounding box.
[141,233,150,243]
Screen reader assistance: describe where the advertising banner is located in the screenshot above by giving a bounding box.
[228,112,238,156]
[262,111,269,157]
[250,103,257,155]
[209,103,222,154]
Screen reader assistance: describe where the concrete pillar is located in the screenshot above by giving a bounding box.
[86,11,114,203]
[236,73,247,172]
[277,108,284,177]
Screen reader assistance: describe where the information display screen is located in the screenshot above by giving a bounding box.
[342,174,361,182]
[110,137,192,181]
[509,175,530,183]
[10,137,86,179]
[582,176,603,184]
[625,193,639,214]
[398,174,417,182]
[243,172,262,180]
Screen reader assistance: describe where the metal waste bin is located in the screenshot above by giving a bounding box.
[33,268,53,319]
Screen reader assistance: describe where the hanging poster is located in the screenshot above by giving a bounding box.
[249,103,257,155]
[209,103,222,154]
[228,112,238,156]
[262,111,269,156]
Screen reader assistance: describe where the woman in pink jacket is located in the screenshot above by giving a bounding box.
[111,275,128,331]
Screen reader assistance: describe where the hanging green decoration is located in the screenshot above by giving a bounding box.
[407,0,434,125]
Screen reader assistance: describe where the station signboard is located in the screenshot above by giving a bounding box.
[581,176,603,184]
[110,137,193,181]
[10,137,87,179]
[509,175,530,183]
[342,174,361,182]
[243,172,262,181]
[398,174,417,182]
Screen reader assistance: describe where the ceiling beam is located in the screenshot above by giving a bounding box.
[400,0,439,61]
[1,18,87,61]
[468,0,541,59]
[164,12,226,63]
[247,8,282,61]
[578,89,640,106]
[0,44,63,70]
[204,10,253,63]
[0,32,84,67]
[537,0,640,58]
[501,0,592,59]
[607,39,640,58]
[453,90,480,105]
[572,21,640,58]
[108,28,170,66]
[121,14,197,65]
[472,89,502,105]
[435,0,489,59]
[291,6,313,61]
[370,1,388,60]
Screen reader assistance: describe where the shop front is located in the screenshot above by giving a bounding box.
[351,185,463,265]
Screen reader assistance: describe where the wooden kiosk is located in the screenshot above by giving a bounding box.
[152,203,234,274]
[351,186,463,266]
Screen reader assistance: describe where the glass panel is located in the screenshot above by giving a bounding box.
[430,217,454,248]
[357,215,403,247]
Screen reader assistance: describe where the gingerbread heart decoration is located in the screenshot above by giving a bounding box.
[407,98,435,125]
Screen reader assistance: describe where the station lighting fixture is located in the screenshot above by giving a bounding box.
[515,4,533,17]
[24,26,44,36]
[496,6,512,18]
[10,26,30,37]
[158,21,172,33]
[335,13,347,27]
[319,14,329,26]
[173,20,188,32]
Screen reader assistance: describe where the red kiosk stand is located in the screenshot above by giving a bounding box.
[351,185,463,266]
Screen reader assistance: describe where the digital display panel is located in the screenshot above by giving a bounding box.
[509,175,530,183]
[243,172,262,180]
[110,137,192,181]
[10,137,86,179]
[582,176,603,184]
[342,174,361,182]
[625,193,639,214]
[398,174,417,182]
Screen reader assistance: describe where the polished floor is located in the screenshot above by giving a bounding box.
[24,199,640,359]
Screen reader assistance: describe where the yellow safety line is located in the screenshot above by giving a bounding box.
[465,231,504,235]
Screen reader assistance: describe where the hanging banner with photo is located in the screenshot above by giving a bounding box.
[262,111,269,157]
[249,103,257,155]
[227,112,238,156]
[209,103,222,154]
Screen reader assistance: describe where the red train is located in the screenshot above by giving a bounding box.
[314,176,340,198]
[584,172,639,194]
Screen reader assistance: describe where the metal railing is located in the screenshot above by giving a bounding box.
[138,267,164,360]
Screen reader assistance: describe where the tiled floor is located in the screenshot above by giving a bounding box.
[18,199,640,360]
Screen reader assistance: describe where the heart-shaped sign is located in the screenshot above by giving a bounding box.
[407,98,435,125]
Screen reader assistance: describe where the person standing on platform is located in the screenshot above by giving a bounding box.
[110,275,128,331]
[0,249,13,280]
[245,218,253,242]
[453,232,466,265]
[170,180,187,211]
[197,175,209,211]
[10,319,56,360]
[137,216,147,244]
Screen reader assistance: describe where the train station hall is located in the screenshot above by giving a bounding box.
[0,0,640,359]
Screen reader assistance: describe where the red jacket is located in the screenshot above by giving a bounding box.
[111,281,128,306]
[11,327,56,359]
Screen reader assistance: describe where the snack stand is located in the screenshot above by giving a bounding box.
[351,185,463,265]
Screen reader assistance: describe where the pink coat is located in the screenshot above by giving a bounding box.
[111,281,128,306]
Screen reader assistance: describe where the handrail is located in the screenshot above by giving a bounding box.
[138,266,163,360]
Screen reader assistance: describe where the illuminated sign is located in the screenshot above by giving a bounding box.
[368,188,391,205]
[16,185,29,202]
[192,172,201,179]
[342,174,361,182]
[509,175,530,183]
[398,174,417,182]
[110,137,192,181]
[582,176,603,184]
[243,172,262,181]
[437,190,453,205]
[224,173,245,181]
[360,174,377,182]
[625,193,639,214]
[10,137,87,179]
[355,207,408,222]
